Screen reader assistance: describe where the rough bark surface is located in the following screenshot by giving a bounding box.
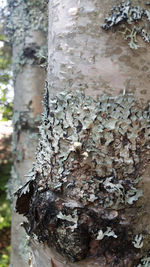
[7,0,47,266]
[16,90,150,266]
[48,0,150,102]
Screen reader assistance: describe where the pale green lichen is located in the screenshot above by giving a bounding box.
[33,90,150,209]
[7,0,48,44]
[15,90,150,263]
[102,1,150,49]
[7,165,21,202]
[18,234,31,264]
[7,0,48,76]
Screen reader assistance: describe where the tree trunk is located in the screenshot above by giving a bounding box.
[7,0,47,266]
[15,0,150,266]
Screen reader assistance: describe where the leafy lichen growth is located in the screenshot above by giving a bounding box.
[102,1,150,49]
[15,91,150,263]
[137,255,150,267]
[96,227,117,240]
[132,234,143,249]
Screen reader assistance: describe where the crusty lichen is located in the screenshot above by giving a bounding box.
[7,0,48,76]
[102,1,150,49]
[7,0,48,44]
[15,90,150,263]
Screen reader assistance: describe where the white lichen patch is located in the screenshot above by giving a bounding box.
[137,256,150,267]
[102,1,150,49]
[68,7,78,16]
[96,227,117,240]
[132,234,143,249]
[57,210,78,231]
[70,142,82,151]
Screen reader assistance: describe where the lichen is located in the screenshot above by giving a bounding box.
[7,165,21,206]
[7,0,48,44]
[96,227,117,240]
[102,1,150,49]
[15,90,150,263]
[137,255,150,267]
[132,234,143,249]
[7,0,48,76]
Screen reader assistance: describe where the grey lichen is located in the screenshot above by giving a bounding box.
[137,255,150,267]
[7,0,48,44]
[7,0,48,76]
[15,90,150,263]
[102,1,150,49]
[35,90,150,209]
[7,165,21,202]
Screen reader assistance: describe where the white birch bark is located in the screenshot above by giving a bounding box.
[7,0,47,266]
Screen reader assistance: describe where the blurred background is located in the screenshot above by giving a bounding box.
[0,0,13,266]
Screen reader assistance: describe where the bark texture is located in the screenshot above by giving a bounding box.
[7,0,47,266]
[16,91,150,267]
[15,0,150,266]
[48,0,150,102]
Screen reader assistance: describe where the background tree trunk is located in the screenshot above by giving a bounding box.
[7,0,47,266]
[14,0,150,266]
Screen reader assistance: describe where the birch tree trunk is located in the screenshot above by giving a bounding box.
[7,1,47,266]
[15,0,150,266]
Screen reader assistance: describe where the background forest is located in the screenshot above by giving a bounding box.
[0,1,13,266]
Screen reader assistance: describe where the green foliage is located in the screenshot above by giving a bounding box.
[0,3,12,266]
[0,3,13,121]
[0,161,11,230]
[0,161,12,191]
[0,193,11,230]
[0,246,10,267]
[0,162,11,265]
[0,100,13,121]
